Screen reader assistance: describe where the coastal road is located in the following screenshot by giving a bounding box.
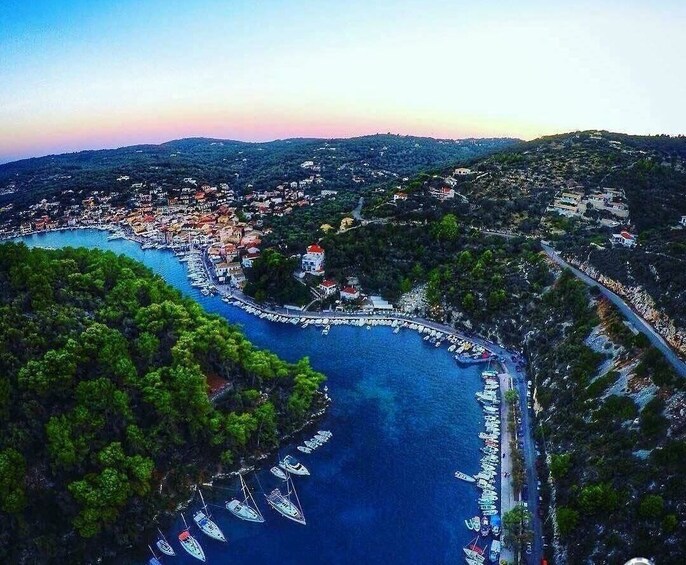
[542,243,686,378]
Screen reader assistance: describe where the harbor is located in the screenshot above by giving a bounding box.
[14,229,533,565]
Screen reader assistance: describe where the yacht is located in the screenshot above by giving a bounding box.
[265,474,306,525]
[226,474,265,523]
[279,455,310,476]
[194,490,227,542]
[178,514,206,562]
[155,529,175,556]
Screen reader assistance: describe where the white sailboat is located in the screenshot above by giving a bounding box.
[148,545,163,565]
[265,473,306,525]
[194,489,227,542]
[178,514,206,562]
[226,474,265,523]
[155,528,175,556]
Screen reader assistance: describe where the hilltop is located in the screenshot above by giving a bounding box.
[0,134,517,211]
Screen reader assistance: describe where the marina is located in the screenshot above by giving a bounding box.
[15,230,515,565]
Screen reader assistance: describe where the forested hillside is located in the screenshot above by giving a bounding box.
[0,134,516,210]
[0,243,324,563]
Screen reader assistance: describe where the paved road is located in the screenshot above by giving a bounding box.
[542,244,686,378]
[352,197,364,221]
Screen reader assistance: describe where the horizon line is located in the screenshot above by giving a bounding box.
[2,128,685,166]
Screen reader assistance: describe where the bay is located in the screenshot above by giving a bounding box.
[16,230,487,565]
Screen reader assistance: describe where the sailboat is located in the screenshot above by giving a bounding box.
[155,528,175,556]
[148,545,163,565]
[178,514,206,562]
[265,472,306,525]
[226,473,265,523]
[194,489,227,542]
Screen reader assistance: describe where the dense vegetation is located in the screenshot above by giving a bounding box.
[527,271,685,563]
[244,249,312,306]
[0,134,516,213]
[0,243,325,563]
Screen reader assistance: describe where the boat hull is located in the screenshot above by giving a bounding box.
[227,499,265,523]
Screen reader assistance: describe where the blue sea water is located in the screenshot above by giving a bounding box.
[16,230,487,565]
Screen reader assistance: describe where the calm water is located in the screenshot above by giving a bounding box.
[16,230,486,565]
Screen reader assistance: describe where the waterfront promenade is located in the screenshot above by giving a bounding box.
[499,369,516,564]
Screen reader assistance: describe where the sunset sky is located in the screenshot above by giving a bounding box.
[1,0,685,163]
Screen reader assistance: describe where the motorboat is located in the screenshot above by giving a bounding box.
[279,455,310,476]
[454,471,476,483]
[297,445,312,454]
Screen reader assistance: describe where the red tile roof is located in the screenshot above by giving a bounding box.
[307,243,324,253]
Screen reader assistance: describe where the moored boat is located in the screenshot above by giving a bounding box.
[297,445,312,454]
[194,490,227,542]
[265,474,306,525]
[226,473,265,523]
[178,514,206,562]
[454,470,476,483]
[271,466,288,480]
[155,529,175,556]
[279,454,310,476]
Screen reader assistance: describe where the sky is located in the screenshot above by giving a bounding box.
[1,0,685,163]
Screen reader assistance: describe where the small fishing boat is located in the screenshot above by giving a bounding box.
[178,514,206,562]
[317,430,333,437]
[314,433,329,442]
[470,516,481,531]
[271,466,288,480]
[265,474,306,525]
[227,473,265,523]
[297,445,312,454]
[454,471,476,483]
[194,490,227,542]
[155,529,175,556]
[279,455,310,476]
[304,440,319,450]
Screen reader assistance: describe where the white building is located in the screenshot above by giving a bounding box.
[301,243,325,275]
[611,231,637,248]
[340,286,360,301]
[318,279,338,297]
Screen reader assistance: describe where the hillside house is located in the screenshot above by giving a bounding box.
[302,243,325,274]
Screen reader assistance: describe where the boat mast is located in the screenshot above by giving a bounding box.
[242,474,264,520]
[181,513,190,530]
[157,528,167,542]
[148,544,158,558]
[198,488,211,517]
[287,474,305,522]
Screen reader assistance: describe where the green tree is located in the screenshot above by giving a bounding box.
[639,494,664,519]
[0,448,26,513]
[556,506,579,537]
[550,453,571,479]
